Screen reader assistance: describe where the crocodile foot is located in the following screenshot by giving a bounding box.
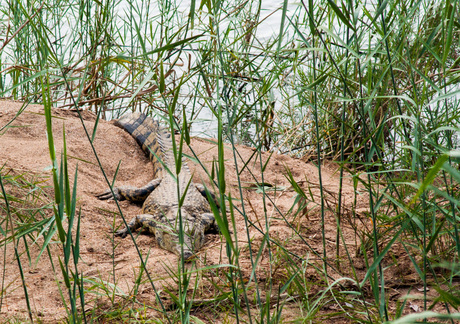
[95,188,122,201]
[114,228,129,238]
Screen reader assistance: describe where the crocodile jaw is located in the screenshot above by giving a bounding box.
[155,208,205,261]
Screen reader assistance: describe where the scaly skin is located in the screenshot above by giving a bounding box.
[96,113,218,261]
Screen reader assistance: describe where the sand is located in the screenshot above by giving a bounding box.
[0,100,423,323]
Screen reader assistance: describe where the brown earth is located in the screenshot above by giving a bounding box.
[0,100,431,323]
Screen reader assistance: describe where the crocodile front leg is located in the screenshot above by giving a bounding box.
[114,213,159,238]
[96,179,161,202]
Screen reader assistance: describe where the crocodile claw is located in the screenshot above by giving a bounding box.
[95,188,122,201]
[114,228,129,238]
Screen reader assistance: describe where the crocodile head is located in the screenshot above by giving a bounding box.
[155,208,205,261]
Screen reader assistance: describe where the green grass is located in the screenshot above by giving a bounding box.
[1,0,460,322]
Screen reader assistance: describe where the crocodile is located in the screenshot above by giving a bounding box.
[96,112,218,261]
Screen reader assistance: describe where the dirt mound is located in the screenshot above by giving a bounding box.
[0,100,368,322]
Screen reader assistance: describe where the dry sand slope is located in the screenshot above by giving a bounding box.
[0,100,370,321]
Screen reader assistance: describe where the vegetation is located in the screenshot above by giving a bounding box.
[1,0,460,322]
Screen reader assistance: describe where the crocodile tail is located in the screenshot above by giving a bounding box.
[116,112,172,176]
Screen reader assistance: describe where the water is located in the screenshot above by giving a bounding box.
[0,0,304,139]
[116,0,303,138]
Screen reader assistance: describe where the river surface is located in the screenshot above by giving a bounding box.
[115,0,303,138]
